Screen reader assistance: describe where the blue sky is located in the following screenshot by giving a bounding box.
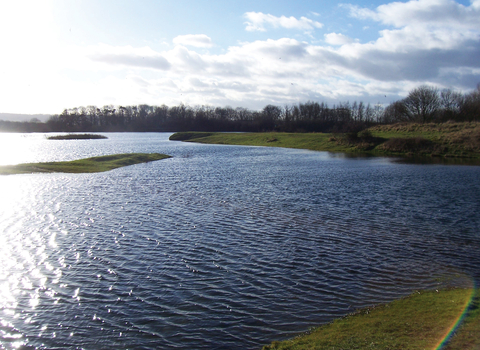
[0,0,479,114]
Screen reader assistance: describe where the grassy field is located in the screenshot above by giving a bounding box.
[169,122,480,160]
[0,153,171,175]
[369,122,480,158]
[262,288,480,350]
[169,131,358,152]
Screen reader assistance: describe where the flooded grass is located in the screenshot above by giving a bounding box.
[47,133,108,140]
[0,153,171,175]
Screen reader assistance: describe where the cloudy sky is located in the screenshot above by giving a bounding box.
[1,0,479,114]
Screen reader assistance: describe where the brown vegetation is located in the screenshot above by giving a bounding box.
[379,137,436,154]
[370,122,480,157]
[448,126,480,152]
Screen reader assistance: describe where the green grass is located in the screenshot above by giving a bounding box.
[169,122,480,161]
[262,288,480,350]
[443,288,480,350]
[369,122,480,158]
[170,132,356,153]
[47,133,108,140]
[0,153,171,175]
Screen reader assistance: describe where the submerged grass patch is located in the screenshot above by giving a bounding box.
[0,153,171,175]
[262,288,479,350]
[47,133,108,140]
[168,132,214,141]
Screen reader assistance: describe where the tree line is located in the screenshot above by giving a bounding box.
[43,101,386,133]
[382,84,480,124]
[1,84,479,133]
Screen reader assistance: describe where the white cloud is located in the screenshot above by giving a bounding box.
[244,12,323,32]
[324,33,355,45]
[165,45,208,72]
[1,0,479,113]
[331,0,480,87]
[173,34,214,48]
[344,0,480,29]
[90,53,171,70]
[128,75,151,88]
[87,44,171,70]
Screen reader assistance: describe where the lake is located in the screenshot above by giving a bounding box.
[0,132,479,349]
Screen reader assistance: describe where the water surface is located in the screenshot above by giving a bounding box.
[0,133,479,349]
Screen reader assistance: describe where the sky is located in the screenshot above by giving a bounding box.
[0,0,479,114]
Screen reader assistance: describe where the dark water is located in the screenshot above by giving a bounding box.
[0,133,479,349]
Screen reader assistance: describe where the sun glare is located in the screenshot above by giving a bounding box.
[0,134,33,166]
[0,0,58,113]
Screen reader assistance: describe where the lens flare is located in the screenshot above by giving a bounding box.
[434,282,476,350]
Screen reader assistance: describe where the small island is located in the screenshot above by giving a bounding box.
[47,134,108,140]
[0,153,171,175]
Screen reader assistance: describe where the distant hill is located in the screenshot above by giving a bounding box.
[0,113,51,122]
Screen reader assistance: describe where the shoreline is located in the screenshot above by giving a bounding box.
[262,288,479,350]
[169,122,480,164]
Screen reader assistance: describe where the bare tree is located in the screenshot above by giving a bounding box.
[401,85,440,123]
[460,84,480,122]
[440,88,462,121]
[382,101,407,123]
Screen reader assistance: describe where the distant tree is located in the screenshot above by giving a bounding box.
[364,103,376,124]
[440,88,462,121]
[335,102,352,124]
[401,85,440,123]
[459,84,480,122]
[152,105,169,130]
[372,104,385,123]
[382,101,408,123]
[261,104,282,130]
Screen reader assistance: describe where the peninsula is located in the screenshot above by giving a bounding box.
[170,122,480,161]
[0,153,171,175]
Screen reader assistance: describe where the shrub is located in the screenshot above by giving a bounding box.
[380,137,433,153]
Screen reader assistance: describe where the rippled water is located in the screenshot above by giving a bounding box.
[1,133,479,349]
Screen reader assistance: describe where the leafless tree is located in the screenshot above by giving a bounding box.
[401,85,440,123]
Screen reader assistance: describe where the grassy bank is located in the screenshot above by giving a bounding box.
[0,153,171,175]
[369,122,480,158]
[262,288,480,350]
[169,122,480,160]
[169,131,356,153]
